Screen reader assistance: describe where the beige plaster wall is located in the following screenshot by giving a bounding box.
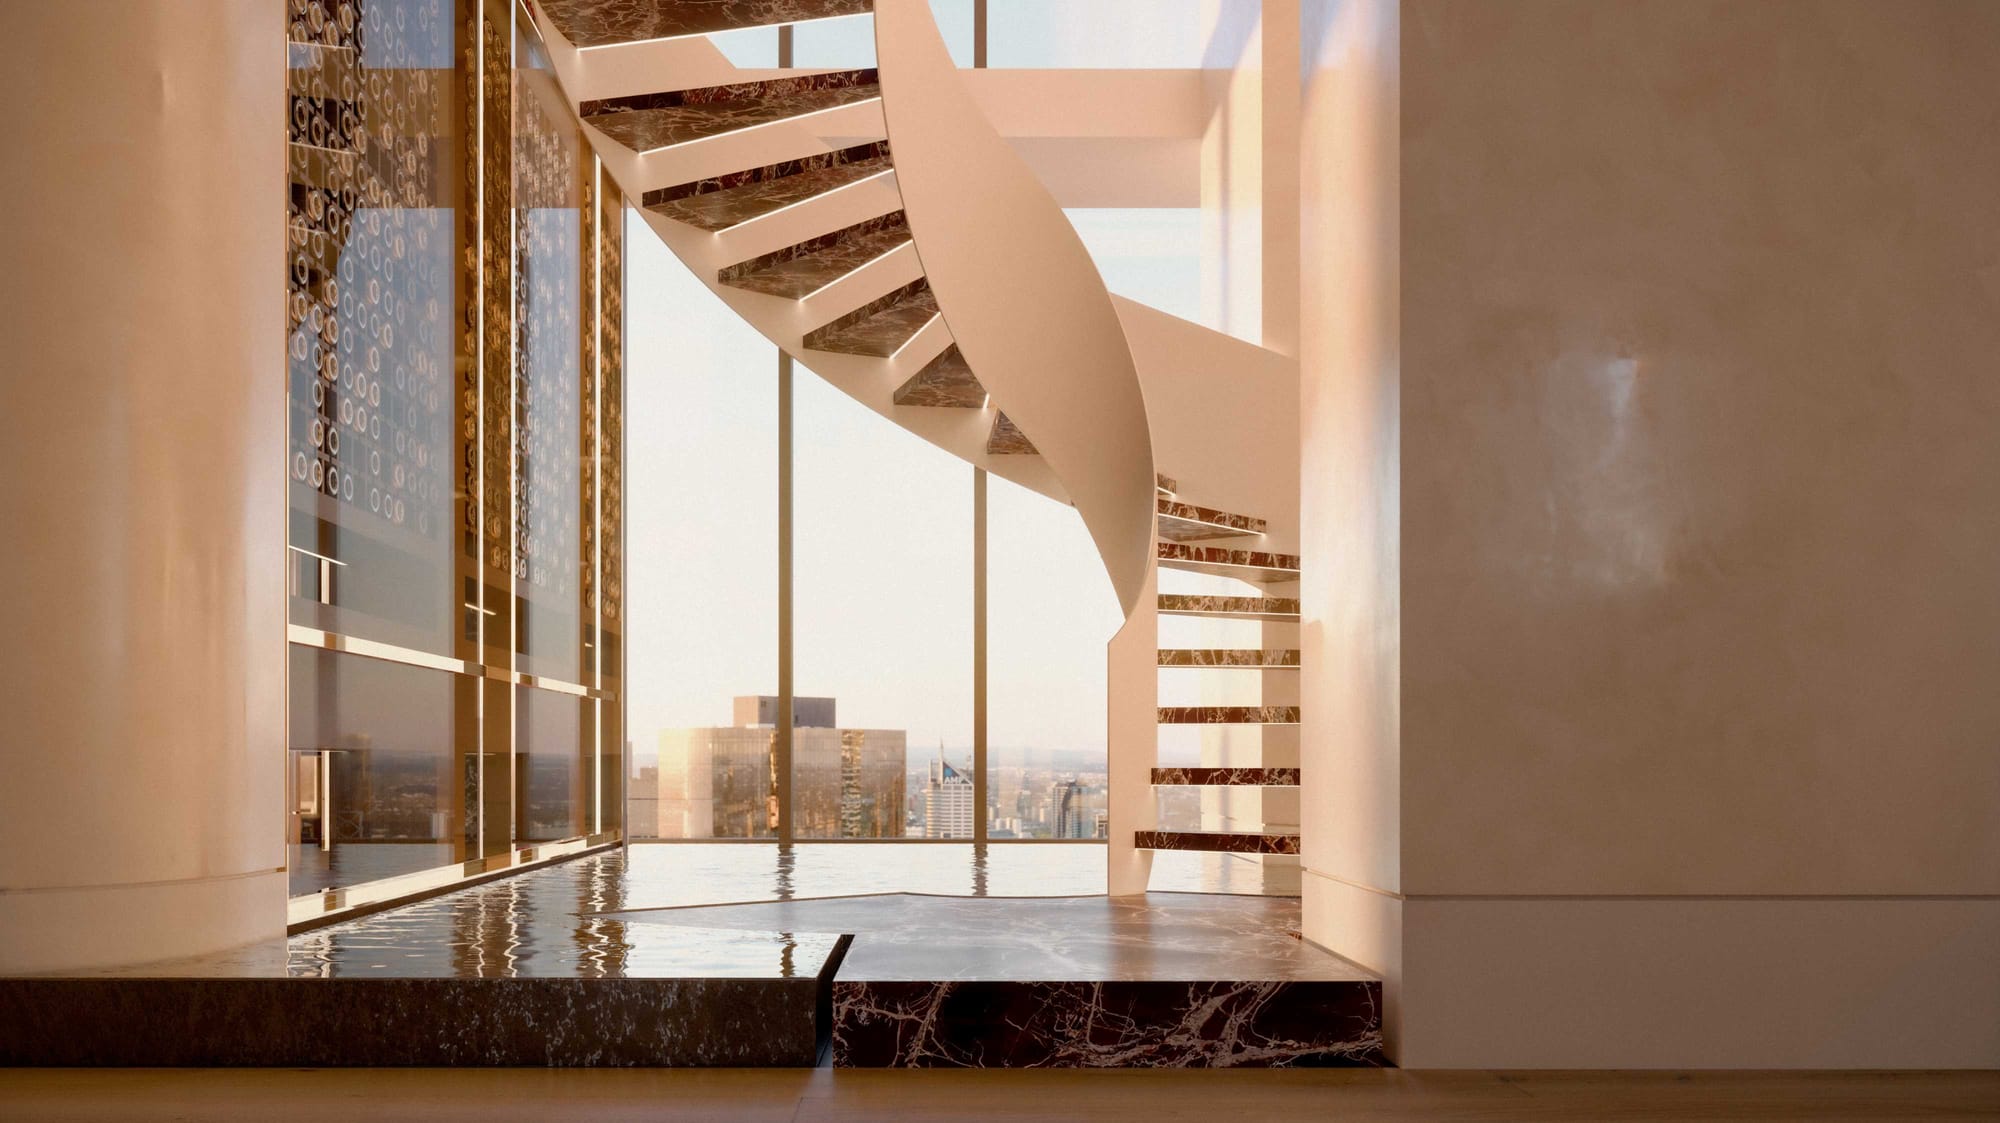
[1401,0,2000,897]
[1302,0,2000,1065]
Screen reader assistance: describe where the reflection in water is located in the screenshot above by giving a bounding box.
[280,843,1283,979]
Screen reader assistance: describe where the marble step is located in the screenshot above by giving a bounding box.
[1155,594,1299,621]
[1155,473,1178,496]
[1151,767,1301,786]
[539,0,874,47]
[1156,497,1267,543]
[894,344,986,407]
[987,411,1037,455]
[805,278,939,356]
[718,210,910,298]
[1133,829,1300,856]
[643,143,892,232]
[1156,541,1301,583]
[581,71,881,153]
[1157,706,1300,725]
[1156,649,1300,669]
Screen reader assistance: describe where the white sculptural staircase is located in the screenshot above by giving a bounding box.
[526,0,1303,893]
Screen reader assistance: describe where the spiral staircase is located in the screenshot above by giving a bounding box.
[528,0,1303,892]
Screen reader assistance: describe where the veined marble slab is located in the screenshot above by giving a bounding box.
[988,410,1036,454]
[645,144,892,232]
[718,210,910,297]
[805,278,939,355]
[582,71,880,152]
[607,893,1382,1068]
[893,344,986,407]
[540,0,874,48]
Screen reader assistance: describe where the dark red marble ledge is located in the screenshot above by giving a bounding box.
[1151,767,1301,786]
[1157,705,1300,725]
[581,68,878,116]
[539,0,875,49]
[1155,473,1178,494]
[1134,830,1301,856]
[646,140,890,205]
[833,978,1382,1068]
[0,976,827,1066]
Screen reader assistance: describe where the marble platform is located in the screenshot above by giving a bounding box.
[0,846,1365,1068]
[608,893,1384,1068]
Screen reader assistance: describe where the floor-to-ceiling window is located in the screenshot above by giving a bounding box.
[624,215,780,841]
[795,369,974,839]
[285,0,625,917]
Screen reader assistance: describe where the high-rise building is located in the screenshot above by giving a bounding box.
[1053,780,1091,840]
[921,754,974,839]
[657,697,906,839]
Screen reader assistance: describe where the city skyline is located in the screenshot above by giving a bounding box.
[623,209,1196,764]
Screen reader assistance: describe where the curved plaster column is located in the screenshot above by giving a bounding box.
[0,1,287,972]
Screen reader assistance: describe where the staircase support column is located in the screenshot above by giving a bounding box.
[1106,562,1159,894]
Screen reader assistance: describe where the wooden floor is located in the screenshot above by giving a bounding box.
[2,1068,1995,1121]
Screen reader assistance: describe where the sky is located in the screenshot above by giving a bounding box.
[623,6,1216,767]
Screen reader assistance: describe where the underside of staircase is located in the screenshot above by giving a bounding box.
[534,0,1304,886]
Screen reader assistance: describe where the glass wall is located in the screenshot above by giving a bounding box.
[987,475,1122,838]
[624,217,780,841]
[286,0,625,904]
[794,369,973,838]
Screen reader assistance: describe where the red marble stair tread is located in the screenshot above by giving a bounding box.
[1150,768,1302,786]
[1155,594,1300,620]
[1156,541,1300,571]
[582,71,881,152]
[645,150,893,232]
[717,211,910,298]
[539,0,875,48]
[1156,705,1301,724]
[1156,497,1266,542]
[1133,830,1301,856]
[1156,649,1300,668]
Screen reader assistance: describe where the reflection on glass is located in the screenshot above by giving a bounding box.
[514,23,586,684]
[285,1,624,902]
[288,646,465,896]
[518,688,584,841]
[286,0,464,656]
[794,369,972,838]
